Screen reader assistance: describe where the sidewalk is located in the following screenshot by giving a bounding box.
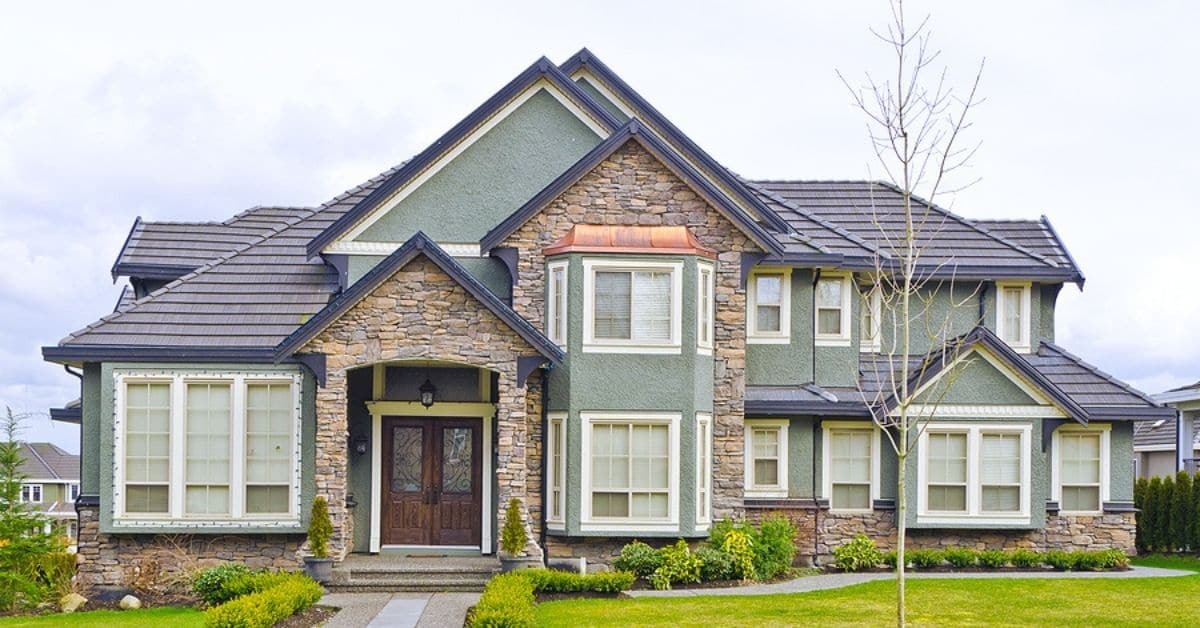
[320,591,481,628]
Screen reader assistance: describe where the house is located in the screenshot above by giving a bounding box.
[15,442,80,551]
[1134,382,1200,477]
[43,49,1174,588]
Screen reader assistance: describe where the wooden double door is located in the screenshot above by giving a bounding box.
[381,417,483,547]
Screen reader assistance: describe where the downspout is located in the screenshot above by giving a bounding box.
[977,282,988,325]
[812,418,820,566]
[64,366,84,508]
[539,365,551,558]
[811,269,821,381]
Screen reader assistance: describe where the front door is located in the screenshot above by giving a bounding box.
[381,417,482,547]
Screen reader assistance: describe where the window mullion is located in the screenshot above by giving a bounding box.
[231,376,246,520]
[170,375,186,519]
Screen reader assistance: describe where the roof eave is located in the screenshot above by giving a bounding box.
[1040,215,1086,287]
[1086,406,1178,420]
[109,216,143,282]
[48,407,82,424]
[43,345,280,365]
[744,399,871,417]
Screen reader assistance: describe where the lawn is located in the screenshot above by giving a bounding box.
[537,573,1200,627]
[0,607,203,627]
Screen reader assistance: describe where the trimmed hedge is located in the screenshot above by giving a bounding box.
[828,536,1128,572]
[470,569,634,627]
[522,569,634,594]
[203,574,323,628]
[1136,471,1200,553]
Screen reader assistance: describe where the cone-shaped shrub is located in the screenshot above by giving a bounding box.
[1144,477,1162,552]
[1134,477,1148,553]
[1173,470,1193,552]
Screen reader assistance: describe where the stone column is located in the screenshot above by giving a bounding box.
[314,367,352,560]
[495,366,542,559]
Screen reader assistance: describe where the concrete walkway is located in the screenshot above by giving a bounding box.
[625,565,1195,598]
[320,591,481,628]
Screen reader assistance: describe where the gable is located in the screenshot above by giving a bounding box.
[339,86,605,248]
[916,351,1043,406]
[574,76,632,122]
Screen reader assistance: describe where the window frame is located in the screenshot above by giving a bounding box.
[815,272,853,346]
[822,421,880,513]
[69,483,80,502]
[747,270,791,344]
[546,260,569,347]
[20,484,43,504]
[917,423,1032,525]
[696,412,712,527]
[697,262,715,354]
[745,419,790,498]
[1052,424,1111,515]
[579,412,680,532]
[547,413,566,529]
[582,259,683,354]
[859,284,883,353]
[113,370,302,527]
[995,281,1033,353]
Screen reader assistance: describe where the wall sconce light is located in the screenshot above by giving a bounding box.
[353,437,369,456]
[419,378,437,408]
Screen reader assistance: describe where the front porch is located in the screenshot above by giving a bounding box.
[329,552,501,592]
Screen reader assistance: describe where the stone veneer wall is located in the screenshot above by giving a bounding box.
[74,505,304,590]
[499,141,761,520]
[300,256,544,559]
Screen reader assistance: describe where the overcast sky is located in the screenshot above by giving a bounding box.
[2,1,1197,453]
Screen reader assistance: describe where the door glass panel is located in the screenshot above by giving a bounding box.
[442,427,473,494]
[392,427,423,493]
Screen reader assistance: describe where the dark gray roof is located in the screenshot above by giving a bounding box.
[973,218,1080,275]
[751,181,1083,281]
[1025,342,1163,410]
[114,285,134,313]
[1134,416,1184,449]
[17,442,79,481]
[740,179,878,259]
[1167,380,1200,394]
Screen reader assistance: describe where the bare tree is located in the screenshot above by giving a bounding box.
[838,1,985,625]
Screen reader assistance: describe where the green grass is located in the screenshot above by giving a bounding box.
[0,607,203,627]
[1132,554,1200,572]
[536,576,1200,627]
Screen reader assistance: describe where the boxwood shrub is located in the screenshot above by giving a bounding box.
[833,534,882,572]
[943,547,978,569]
[1007,548,1041,568]
[977,549,1008,569]
[203,574,323,628]
[907,549,944,569]
[193,563,252,606]
[612,540,662,578]
[470,572,536,628]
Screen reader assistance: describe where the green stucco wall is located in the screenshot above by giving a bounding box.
[1109,422,1134,501]
[747,270,813,385]
[915,356,1039,405]
[355,89,602,244]
[81,363,102,495]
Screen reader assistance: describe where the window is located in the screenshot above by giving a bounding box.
[996,282,1032,352]
[583,260,682,353]
[115,371,301,524]
[747,271,790,343]
[918,424,1031,523]
[823,423,878,511]
[860,285,882,352]
[69,483,80,501]
[696,413,712,525]
[547,414,566,527]
[20,484,43,504]
[581,413,679,530]
[1055,427,1109,514]
[547,262,568,346]
[815,273,852,345]
[697,264,715,353]
[745,419,789,498]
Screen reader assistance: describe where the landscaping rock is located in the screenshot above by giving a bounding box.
[60,592,87,613]
[119,594,142,610]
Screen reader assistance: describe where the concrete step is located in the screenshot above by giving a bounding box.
[347,569,497,583]
[327,577,492,593]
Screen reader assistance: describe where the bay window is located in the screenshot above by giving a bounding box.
[996,282,1032,352]
[547,414,566,528]
[918,424,1031,524]
[696,413,712,526]
[823,422,878,511]
[1055,427,1109,514]
[115,371,301,525]
[581,412,679,530]
[584,260,682,353]
[745,419,789,498]
[748,271,790,343]
[815,273,852,345]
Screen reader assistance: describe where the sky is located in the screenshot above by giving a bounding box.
[1,1,1197,453]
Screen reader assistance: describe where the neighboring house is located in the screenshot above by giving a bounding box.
[15,442,80,551]
[1135,382,1200,478]
[43,49,1173,588]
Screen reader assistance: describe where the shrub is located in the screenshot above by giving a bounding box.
[193,563,252,606]
[584,571,636,593]
[1134,477,1148,553]
[521,569,634,594]
[754,515,797,579]
[221,571,295,602]
[721,528,756,580]
[833,534,882,572]
[1144,477,1162,552]
[1007,549,1041,569]
[203,574,323,628]
[613,541,662,578]
[470,572,535,628]
[696,546,735,582]
[35,552,75,596]
[1160,476,1176,553]
[1098,548,1130,570]
[1193,471,1200,554]
[943,547,978,569]
[500,499,527,557]
[977,550,1008,569]
[1071,550,1105,571]
[880,550,897,569]
[1043,550,1074,570]
[650,539,702,590]
[907,549,943,569]
[307,496,333,559]
[708,519,737,548]
[1174,470,1194,552]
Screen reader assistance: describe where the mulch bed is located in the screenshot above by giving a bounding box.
[277,605,338,628]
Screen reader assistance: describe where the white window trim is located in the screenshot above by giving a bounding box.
[69,483,80,501]
[547,413,566,529]
[697,262,715,355]
[747,269,791,344]
[21,484,43,504]
[696,413,712,527]
[917,423,1032,525]
[821,421,881,513]
[582,259,683,354]
[112,370,303,527]
[860,284,882,353]
[815,272,853,347]
[995,281,1033,353]
[1052,424,1111,515]
[580,412,680,532]
[546,261,569,348]
[745,419,790,498]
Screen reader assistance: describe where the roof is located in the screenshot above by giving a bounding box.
[543,225,718,258]
[1025,342,1172,416]
[49,398,82,424]
[17,442,78,481]
[1133,416,1186,449]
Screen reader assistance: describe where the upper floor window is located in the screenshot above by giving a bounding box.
[747,270,790,344]
[918,423,1031,524]
[823,422,878,511]
[697,264,715,353]
[583,259,682,353]
[1054,426,1109,515]
[815,273,852,346]
[547,261,568,346]
[996,282,1032,352]
[860,284,882,353]
[745,419,789,498]
[20,484,42,504]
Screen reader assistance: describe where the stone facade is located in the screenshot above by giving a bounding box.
[300,255,546,559]
[500,140,762,519]
[74,505,304,590]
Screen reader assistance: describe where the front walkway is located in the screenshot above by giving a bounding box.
[321,591,480,628]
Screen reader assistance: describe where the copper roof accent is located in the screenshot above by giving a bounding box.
[542,225,718,258]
